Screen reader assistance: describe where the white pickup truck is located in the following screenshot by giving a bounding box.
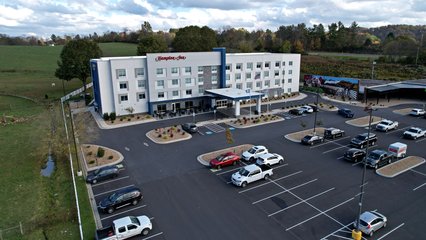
[375,119,398,132]
[231,164,273,187]
[95,216,152,240]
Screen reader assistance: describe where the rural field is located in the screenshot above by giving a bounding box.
[0,42,137,239]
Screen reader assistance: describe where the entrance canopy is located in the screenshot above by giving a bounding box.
[205,88,264,100]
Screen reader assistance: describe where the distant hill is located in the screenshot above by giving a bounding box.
[363,25,426,41]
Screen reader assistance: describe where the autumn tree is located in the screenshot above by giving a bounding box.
[172,26,217,52]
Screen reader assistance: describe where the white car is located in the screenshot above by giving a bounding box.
[353,211,387,237]
[241,145,268,161]
[375,119,398,132]
[409,108,425,116]
[300,105,314,113]
[256,153,284,166]
[403,127,426,139]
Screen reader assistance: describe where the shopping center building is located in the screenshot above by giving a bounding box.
[90,48,300,117]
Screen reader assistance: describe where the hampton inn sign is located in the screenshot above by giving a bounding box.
[155,55,187,62]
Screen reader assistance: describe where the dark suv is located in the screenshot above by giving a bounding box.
[343,148,366,162]
[350,133,378,149]
[86,165,119,184]
[338,108,354,118]
[324,128,345,139]
[98,186,143,214]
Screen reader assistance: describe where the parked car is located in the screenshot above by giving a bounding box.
[350,133,378,149]
[324,127,345,139]
[181,123,198,133]
[256,153,284,166]
[300,105,314,113]
[403,127,426,139]
[343,148,366,163]
[231,164,273,187]
[289,108,304,115]
[409,108,425,116]
[337,108,354,118]
[308,104,319,112]
[301,134,324,145]
[86,165,119,184]
[366,149,394,169]
[95,215,152,240]
[353,211,387,237]
[209,152,241,169]
[98,186,143,214]
[241,145,268,161]
[375,119,398,132]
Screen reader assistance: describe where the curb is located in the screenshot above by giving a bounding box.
[376,157,426,178]
[284,127,326,143]
[226,117,284,129]
[197,144,254,166]
[145,130,192,144]
[82,144,124,172]
[345,116,382,127]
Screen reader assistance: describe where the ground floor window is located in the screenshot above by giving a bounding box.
[119,94,128,103]
[185,101,193,108]
[157,104,166,112]
[216,99,228,108]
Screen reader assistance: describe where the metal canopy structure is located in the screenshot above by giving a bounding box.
[205,88,264,100]
[365,80,426,104]
[367,82,426,93]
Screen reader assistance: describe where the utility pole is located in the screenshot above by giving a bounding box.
[313,88,319,134]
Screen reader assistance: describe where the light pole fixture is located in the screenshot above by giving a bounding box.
[313,87,320,134]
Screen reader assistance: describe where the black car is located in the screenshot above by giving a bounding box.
[181,123,198,133]
[343,148,366,162]
[324,127,345,139]
[289,108,304,115]
[308,104,319,112]
[350,133,378,149]
[301,134,324,145]
[98,186,143,214]
[86,165,119,184]
[338,108,354,118]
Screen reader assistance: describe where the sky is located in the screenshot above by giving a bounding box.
[1,0,426,38]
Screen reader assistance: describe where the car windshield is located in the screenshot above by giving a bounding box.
[216,155,226,161]
[109,193,118,201]
[380,121,391,125]
[94,168,101,175]
[407,128,418,133]
[248,148,257,154]
[368,152,381,160]
[304,136,313,140]
[238,168,250,176]
[129,216,140,225]
[359,219,368,227]
[356,135,366,140]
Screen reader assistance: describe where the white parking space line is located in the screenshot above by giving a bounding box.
[410,169,426,177]
[385,126,411,135]
[413,182,426,191]
[100,204,147,221]
[329,234,353,240]
[310,136,352,149]
[376,223,405,240]
[268,187,335,217]
[416,138,426,143]
[238,171,303,194]
[352,161,362,167]
[91,176,130,187]
[252,179,318,204]
[216,167,242,175]
[322,144,352,154]
[285,197,354,231]
[94,184,135,197]
[142,232,164,240]
[337,156,344,160]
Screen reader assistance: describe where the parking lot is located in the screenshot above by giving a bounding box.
[88,96,426,239]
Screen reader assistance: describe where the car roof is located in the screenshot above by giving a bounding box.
[100,165,118,170]
[371,149,386,154]
[347,148,364,154]
[258,153,275,159]
[359,133,376,137]
[341,108,351,111]
[411,108,421,111]
[114,186,141,195]
[244,164,260,172]
[379,119,392,123]
[113,216,133,226]
[360,211,383,223]
[252,145,266,150]
[408,127,422,131]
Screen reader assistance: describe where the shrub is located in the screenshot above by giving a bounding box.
[128,118,131,121]
[170,133,174,138]
[158,134,162,138]
[108,155,113,160]
[137,116,140,119]
[182,132,186,135]
[87,151,92,156]
[103,113,110,121]
[88,160,95,164]
[162,135,168,139]
[97,147,105,158]
[109,112,116,121]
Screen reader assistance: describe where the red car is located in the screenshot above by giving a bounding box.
[209,152,241,169]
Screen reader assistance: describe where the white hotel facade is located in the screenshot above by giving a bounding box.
[90,48,300,117]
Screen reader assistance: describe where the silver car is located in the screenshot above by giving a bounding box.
[353,211,387,237]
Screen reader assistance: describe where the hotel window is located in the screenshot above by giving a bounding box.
[274,70,279,77]
[288,70,293,75]
[247,62,253,70]
[254,72,261,80]
[199,86,204,94]
[246,72,251,80]
[246,82,253,89]
[288,88,292,93]
[185,78,192,85]
[156,68,164,76]
[119,94,128,102]
[265,62,270,68]
[235,73,241,80]
[119,82,128,90]
[226,74,230,81]
[156,80,164,89]
[275,79,280,86]
[185,67,191,74]
[236,83,242,89]
[212,75,217,83]
[172,79,179,86]
[236,63,242,70]
[256,62,262,69]
[172,90,179,97]
[282,79,285,84]
[282,61,286,66]
[288,78,292,83]
[211,66,217,72]
[264,71,269,78]
[137,92,146,100]
[198,76,204,83]
[256,81,261,88]
[289,61,293,66]
[158,92,165,98]
[226,64,231,71]
[116,69,126,79]
[265,80,270,87]
[186,89,192,95]
[198,66,204,73]
[275,61,280,67]
[282,69,286,75]
[171,67,179,75]
[135,68,144,77]
[138,80,146,88]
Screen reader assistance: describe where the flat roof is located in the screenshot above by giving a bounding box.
[205,88,264,100]
[367,82,426,93]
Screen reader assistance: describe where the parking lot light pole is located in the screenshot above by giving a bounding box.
[313,88,319,134]
[354,106,375,238]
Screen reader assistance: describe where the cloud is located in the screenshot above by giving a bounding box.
[116,0,150,15]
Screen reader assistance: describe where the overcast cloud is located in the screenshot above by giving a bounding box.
[0,0,425,38]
